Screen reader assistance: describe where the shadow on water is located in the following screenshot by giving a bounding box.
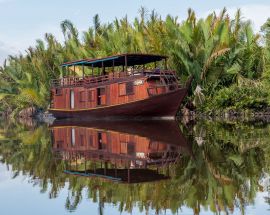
[0,118,270,214]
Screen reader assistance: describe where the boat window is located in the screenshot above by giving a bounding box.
[147,87,158,96]
[88,135,94,147]
[79,91,86,102]
[119,82,134,96]
[55,88,62,96]
[120,142,127,154]
[99,88,105,95]
[126,82,134,95]
[119,83,126,96]
[88,90,95,102]
[80,135,84,146]
[127,142,135,155]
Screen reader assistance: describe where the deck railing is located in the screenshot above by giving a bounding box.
[51,69,178,88]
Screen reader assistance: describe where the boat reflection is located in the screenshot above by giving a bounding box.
[50,120,190,183]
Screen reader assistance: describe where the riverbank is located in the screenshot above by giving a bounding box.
[181,106,270,123]
[2,106,270,125]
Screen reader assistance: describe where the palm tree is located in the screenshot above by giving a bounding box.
[0,7,270,113]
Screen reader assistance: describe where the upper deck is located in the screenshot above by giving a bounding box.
[51,53,178,89]
[51,69,178,88]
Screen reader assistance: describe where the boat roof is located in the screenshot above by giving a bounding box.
[61,53,167,68]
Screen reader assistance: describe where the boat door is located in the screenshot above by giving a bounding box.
[97,87,106,106]
[70,90,75,109]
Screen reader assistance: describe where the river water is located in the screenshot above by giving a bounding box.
[0,118,270,215]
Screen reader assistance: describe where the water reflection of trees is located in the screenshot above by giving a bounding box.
[0,119,269,214]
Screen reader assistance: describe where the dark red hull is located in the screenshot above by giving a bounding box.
[49,88,187,119]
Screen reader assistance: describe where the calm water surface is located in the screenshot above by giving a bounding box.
[0,119,270,215]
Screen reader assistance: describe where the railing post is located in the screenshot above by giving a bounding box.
[125,55,128,76]
[102,61,105,75]
[125,55,127,70]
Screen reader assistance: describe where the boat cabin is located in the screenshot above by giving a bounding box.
[49,54,184,118]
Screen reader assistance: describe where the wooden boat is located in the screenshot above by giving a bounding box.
[49,53,192,119]
[50,120,191,183]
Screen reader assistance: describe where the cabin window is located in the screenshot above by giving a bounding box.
[127,142,135,155]
[55,88,62,96]
[119,82,134,96]
[80,135,85,146]
[147,88,158,96]
[88,135,94,147]
[88,90,95,102]
[126,82,134,95]
[120,142,127,154]
[119,83,126,96]
[79,91,86,102]
[99,88,105,95]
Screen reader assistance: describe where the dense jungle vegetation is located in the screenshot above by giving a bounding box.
[1,8,270,115]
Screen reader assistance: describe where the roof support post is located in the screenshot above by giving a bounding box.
[164,58,167,70]
[125,55,128,75]
[102,61,105,75]
[92,64,94,76]
[67,66,70,86]
[73,65,76,77]
[154,61,157,69]
[82,65,85,78]
[61,66,64,78]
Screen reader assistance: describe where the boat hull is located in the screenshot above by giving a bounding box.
[49,88,188,119]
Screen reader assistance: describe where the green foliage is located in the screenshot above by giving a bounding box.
[0,7,270,113]
[210,83,268,110]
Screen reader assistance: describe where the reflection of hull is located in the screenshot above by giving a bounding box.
[49,88,187,119]
[50,120,190,183]
[51,119,189,148]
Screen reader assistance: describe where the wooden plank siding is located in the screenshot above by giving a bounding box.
[52,126,170,158]
[51,77,153,110]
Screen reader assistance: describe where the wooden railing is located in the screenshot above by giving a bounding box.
[51,70,177,88]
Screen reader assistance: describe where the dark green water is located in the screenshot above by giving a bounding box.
[0,118,270,215]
